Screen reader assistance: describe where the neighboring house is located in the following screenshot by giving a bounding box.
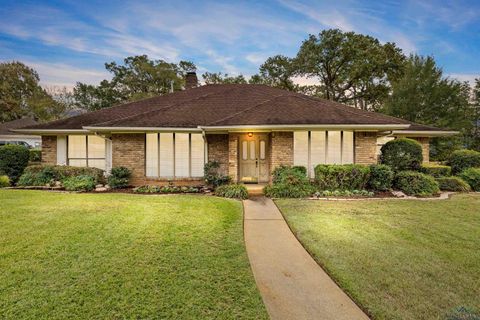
[14,73,457,186]
[0,118,41,148]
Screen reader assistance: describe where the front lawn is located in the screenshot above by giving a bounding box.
[0,190,268,319]
[276,194,480,320]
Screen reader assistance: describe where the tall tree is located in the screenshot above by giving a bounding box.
[0,61,66,122]
[202,72,247,84]
[249,55,297,91]
[294,29,405,110]
[73,55,196,111]
[470,79,480,150]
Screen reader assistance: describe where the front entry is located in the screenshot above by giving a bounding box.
[239,133,269,183]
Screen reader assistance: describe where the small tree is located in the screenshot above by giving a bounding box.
[0,145,30,183]
[380,138,423,171]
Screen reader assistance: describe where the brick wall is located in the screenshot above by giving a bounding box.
[413,137,430,163]
[41,136,57,164]
[355,132,378,165]
[228,133,239,182]
[112,133,146,185]
[270,132,293,175]
[207,134,228,176]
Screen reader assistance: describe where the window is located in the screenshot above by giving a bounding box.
[342,131,354,164]
[146,133,205,178]
[249,141,256,160]
[327,131,341,164]
[310,131,326,177]
[293,131,309,168]
[67,135,106,170]
[259,140,266,160]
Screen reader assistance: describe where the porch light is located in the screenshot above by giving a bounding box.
[248,132,253,137]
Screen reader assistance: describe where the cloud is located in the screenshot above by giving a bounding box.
[447,73,479,86]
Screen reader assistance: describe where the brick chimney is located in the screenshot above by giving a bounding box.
[185,72,198,89]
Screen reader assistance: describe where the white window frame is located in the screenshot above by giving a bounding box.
[67,135,107,170]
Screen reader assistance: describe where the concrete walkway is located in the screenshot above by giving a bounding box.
[244,197,370,320]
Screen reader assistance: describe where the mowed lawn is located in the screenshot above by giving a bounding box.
[276,194,480,320]
[0,190,268,319]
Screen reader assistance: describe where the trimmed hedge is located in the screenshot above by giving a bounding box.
[0,145,30,183]
[63,175,96,192]
[459,168,480,191]
[380,138,423,171]
[367,164,394,191]
[272,165,309,185]
[29,149,42,162]
[263,183,316,198]
[17,165,105,186]
[314,164,370,190]
[107,167,131,189]
[436,177,471,192]
[0,175,10,188]
[420,163,451,178]
[215,184,248,199]
[394,171,439,196]
[448,149,480,175]
[133,185,200,194]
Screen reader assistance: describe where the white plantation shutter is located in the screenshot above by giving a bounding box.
[310,131,326,178]
[87,135,106,170]
[174,133,189,177]
[342,131,354,164]
[190,134,205,177]
[146,133,159,177]
[56,136,67,165]
[327,131,342,164]
[294,131,309,168]
[159,133,174,178]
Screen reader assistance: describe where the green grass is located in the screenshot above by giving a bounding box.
[276,194,480,320]
[0,190,268,319]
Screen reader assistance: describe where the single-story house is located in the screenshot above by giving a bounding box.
[14,73,457,186]
[0,118,41,148]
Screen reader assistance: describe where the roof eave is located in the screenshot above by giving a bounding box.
[199,124,411,132]
[83,126,202,133]
[10,129,89,135]
[390,130,459,137]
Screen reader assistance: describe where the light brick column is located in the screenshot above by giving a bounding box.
[413,137,430,163]
[207,134,229,176]
[228,133,239,182]
[112,133,145,185]
[41,136,57,164]
[270,132,293,175]
[354,132,378,165]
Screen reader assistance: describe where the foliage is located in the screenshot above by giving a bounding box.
[215,184,248,199]
[380,138,423,171]
[314,189,374,197]
[202,72,247,84]
[133,185,200,194]
[0,145,30,183]
[295,29,405,110]
[107,166,131,189]
[436,177,471,192]
[18,165,105,186]
[63,175,96,192]
[367,164,394,191]
[0,175,10,187]
[420,163,451,178]
[459,168,480,191]
[445,306,480,320]
[0,61,68,122]
[204,161,231,187]
[394,171,439,196]
[448,149,480,175]
[29,149,41,162]
[73,55,196,111]
[272,165,308,185]
[263,183,316,198]
[314,164,370,190]
[249,55,298,91]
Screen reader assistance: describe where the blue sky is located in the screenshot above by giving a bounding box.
[0,0,479,89]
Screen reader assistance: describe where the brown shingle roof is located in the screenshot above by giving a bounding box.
[19,84,447,132]
[0,118,38,135]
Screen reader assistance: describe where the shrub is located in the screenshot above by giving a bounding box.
[394,171,439,196]
[0,175,10,188]
[459,168,480,191]
[107,167,131,189]
[448,149,480,175]
[133,185,200,194]
[272,165,309,185]
[63,175,96,192]
[18,165,105,186]
[368,164,394,191]
[29,149,42,162]
[215,184,248,199]
[0,145,30,183]
[420,163,451,177]
[263,183,316,198]
[314,189,374,197]
[204,161,231,187]
[314,164,370,190]
[380,138,423,171]
[436,177,471,192]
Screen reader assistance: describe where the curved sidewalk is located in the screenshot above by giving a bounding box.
[244,197,369,320]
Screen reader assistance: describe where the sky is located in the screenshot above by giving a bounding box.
[0,0,479,89]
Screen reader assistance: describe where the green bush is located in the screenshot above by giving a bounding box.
[314,189,374,197]
[420,163,451,177]
[368,164,394,191]
[448,149,480,175]
[436,177,471,192]
[380,138,423,171]
[0,145,30,183]
[394,171,439,196]
[107,167,131,189]
[29,149,42,162]
[0,175,10,188]
[459,168,480,191]
[215,184,248,199]
[133,185,200,194]
[18,165,105,186]
[204,161,231,187]
[63,175,96,192]
[272,165,309,185]
[314,164,370,190]
[263,183,316,198]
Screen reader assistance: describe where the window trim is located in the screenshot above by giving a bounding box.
[67,135,106,169]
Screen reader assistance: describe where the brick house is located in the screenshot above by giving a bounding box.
[14,73,456,186]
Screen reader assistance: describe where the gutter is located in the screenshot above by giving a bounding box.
[10,129,89,135]
[198,124,411,132]
[390,130,459,137]
[82,126,202,133]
